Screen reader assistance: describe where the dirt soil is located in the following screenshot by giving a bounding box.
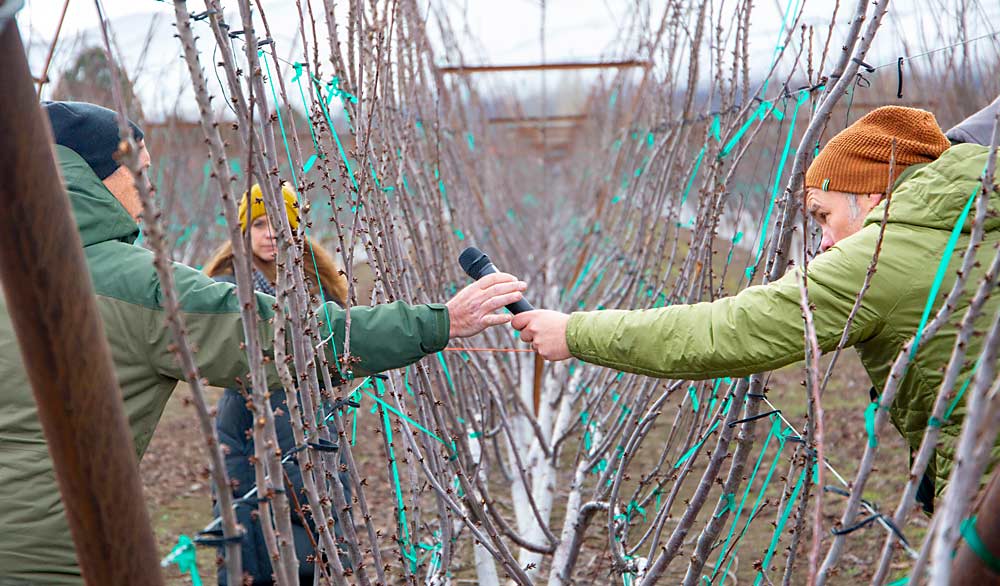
[143,349,921,586]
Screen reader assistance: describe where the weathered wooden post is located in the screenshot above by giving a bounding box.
[0,9,163,585]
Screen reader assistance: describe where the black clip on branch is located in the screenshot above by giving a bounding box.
[194,528,245,547]
[851,57,876,73]
[784,435,815,458]
[307,437,340,453]
[823,485,877,513]
[830,512,910,547]
[330,396,361,411]
[189,9,217,21]
[727,409,781,428]
[896,57,905,99]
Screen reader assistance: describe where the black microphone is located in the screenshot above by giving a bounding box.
[458,247,534,314]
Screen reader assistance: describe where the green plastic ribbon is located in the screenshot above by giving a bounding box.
[711,416,787,582]
[364,379,446,445]
[912,182,981,358]
[625,500,647,523]
[714,493,735,519]
[753,463,812,586]
[720,100,780,158]
[259,51,298,187]
[165,534,202,586]
[311,75,359,191]
[417,536,444,569]
[745,90,809,281]
[676,145,706,226]
[688,386,700,412]
[327,76,358,104]
[960,516,1000,573]
[292,62,322,173]
[864,401,879,448]
[945,355,982,423]
[675,420,720,469]
[377,390,419,572]
[258,52,341,376]
[436,352,456,392]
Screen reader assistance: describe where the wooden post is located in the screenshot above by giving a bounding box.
[0,17,164,585]
[952,466,1000,582]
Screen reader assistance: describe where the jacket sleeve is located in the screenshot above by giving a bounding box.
[146,262,450,387]
[565,233,889,380]
[946,95,1000,145]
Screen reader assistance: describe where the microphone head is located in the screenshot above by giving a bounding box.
[458,246,492,279]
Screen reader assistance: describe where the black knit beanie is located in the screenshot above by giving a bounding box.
[43,101,144,180]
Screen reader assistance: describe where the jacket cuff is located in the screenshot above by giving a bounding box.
[421,303,450,353]
[566,311,591,359]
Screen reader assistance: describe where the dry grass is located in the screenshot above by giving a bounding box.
[143,347,920,585]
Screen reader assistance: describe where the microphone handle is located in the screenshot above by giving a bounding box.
[505,298,535,315]
[478,263,535,315]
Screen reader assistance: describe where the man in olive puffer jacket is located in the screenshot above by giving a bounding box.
[0,101,527,585]
[516,104,1000,512]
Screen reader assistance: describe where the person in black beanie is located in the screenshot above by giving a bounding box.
[0,100,527,585]
[43,100,150,220]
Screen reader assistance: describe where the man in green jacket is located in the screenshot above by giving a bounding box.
[0,101,526,584]
[514,105,1000,508]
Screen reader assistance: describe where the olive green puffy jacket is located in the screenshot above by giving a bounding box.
[0,146,449,584]
[568,143,1000,494]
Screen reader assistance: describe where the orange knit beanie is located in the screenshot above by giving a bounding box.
[805,106,950,194]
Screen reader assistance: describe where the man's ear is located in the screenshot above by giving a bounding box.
[866,192,885,207]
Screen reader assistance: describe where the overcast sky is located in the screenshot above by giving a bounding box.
[15,0,1000,119]
[20,0,1000,62]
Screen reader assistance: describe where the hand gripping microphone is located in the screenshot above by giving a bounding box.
[458,247,534,314]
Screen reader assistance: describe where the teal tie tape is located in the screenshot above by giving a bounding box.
[865,401,879,448]
[377,379,419,571]
[675,420,720,469]
[912,182,981,358]
[745,90,809,281]
[753,463,811,586]
[165,535,202,586]
[710,416,786,582]
[714,493,735,518]
[960,516,1000,574]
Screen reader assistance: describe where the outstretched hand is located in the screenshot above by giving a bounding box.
[446,273,528,338]
[511,310,572,361]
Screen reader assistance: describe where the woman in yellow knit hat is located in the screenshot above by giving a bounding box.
[203,183,348,305]
[203,183,349,585]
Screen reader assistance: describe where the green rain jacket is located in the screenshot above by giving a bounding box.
[568,143,1000,494]
[0,146,450,584]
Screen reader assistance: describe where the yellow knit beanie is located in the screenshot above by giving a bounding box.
[237,183,300,232]
[805,106,950,194]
